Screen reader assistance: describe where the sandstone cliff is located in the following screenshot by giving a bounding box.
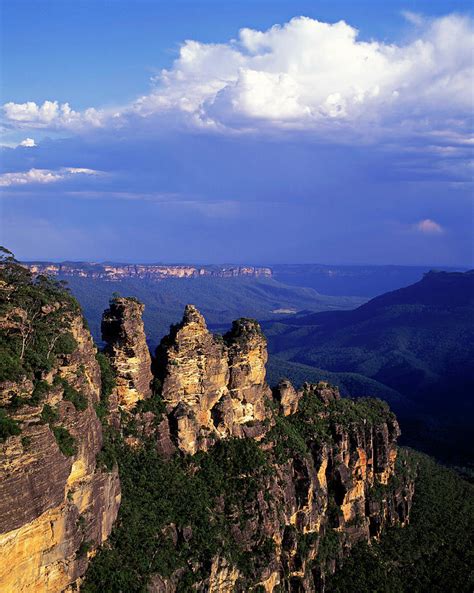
[85,304,415,592]
[0,302,120,593]
[135,380,413,593]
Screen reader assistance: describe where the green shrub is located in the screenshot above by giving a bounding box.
[55,377,87,411]
[0,342,24,382]
[54,332,78,355]
[78,540,92,557]
[95,426,119,471]
[31,380,51,405]
[41,403,59,424]
[0,409,21,441]
[95,352,116,421]
[21,436,32,449]
[52,426,76,457]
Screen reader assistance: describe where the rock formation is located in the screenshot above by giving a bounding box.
[156,305,271,454]
[102,296,153,410]
[274,378,301,416]
[247,400,410,591]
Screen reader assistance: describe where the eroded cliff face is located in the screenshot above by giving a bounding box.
[141,380,413,593]
[0,312,120,593]
[102,297,153,411]
[156,305,271,455]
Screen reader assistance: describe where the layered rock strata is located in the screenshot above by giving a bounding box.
[148,382,414,592]
[0,291,415,593]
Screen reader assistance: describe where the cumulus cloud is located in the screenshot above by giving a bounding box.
[3,100,103,130]
[102,13,474,138]
[0,167,102,187]
[2,14,473,144]
[415,219,444,234]
[19,137,37,147]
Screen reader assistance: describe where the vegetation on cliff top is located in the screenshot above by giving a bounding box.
[267,386,395,463]
[0,248,84,453]
[84,436,273,592]
[0,247,81,384]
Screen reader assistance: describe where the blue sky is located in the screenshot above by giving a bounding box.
[1,0,473,265]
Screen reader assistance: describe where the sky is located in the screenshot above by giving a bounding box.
[1,0,473,265]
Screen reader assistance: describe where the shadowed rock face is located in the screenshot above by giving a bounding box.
[156,305,271,454]
[102,297,153,410]
[148,308,413,592]
[0,314,120,593]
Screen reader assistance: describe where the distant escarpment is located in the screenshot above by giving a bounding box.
[0,254,427,592]
[25,262,273,282]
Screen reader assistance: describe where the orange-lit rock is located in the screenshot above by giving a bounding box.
[157,306,271,454]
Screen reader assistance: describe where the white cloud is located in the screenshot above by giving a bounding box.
[19,137,36,147]
[3,100,103,130]
[2,14,473,142]
[0,167,102,187]
[129,14,474,138]
[401,11,425,26]
[415,219,444,234]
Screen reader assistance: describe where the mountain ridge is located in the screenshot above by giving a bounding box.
[262,270,474,463]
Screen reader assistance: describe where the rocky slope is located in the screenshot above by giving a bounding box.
[0,260,414,593]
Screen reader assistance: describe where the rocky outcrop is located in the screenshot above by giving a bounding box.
[274,378,301,416]
[156,305,271,454]
[26,262,273,282]
[0,313,120,593]
[102,297,153,411]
